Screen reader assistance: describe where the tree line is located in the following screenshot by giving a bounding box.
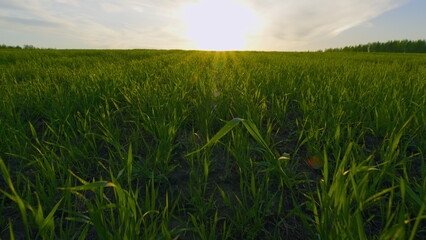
[325,40,426,53]
[0,44,38,49]
[3,40,426,53]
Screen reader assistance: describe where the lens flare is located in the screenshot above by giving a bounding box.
[308,155,324,169]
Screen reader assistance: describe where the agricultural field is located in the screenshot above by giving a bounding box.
[0,49,425,239]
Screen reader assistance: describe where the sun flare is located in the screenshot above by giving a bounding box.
[182,0,258,51]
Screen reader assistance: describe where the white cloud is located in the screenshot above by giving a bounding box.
[0,0,411,50]
[0,0,192,49]
[246,0,410,50]
[55,0,79,6]
[100,3,125,13]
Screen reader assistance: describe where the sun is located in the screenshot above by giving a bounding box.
[181,0,258,51]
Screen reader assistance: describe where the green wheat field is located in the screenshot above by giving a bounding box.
[0,49,425,239]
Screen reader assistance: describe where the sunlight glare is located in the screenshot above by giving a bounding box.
[182,0,258,51]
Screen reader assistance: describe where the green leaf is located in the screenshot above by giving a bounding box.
[242,119,275,159]
[39,198,63,233]
[0,157,30,233]
[186,118,244,156]
[59,181,115,191]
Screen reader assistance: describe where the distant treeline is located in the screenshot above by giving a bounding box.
[325,40,426,53]
[0,44,39,49]
[3,40,426,53]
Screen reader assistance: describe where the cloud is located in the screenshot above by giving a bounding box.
[100,3,125,13]
[0,0,192,48]
[245,0,410,49]
[0,16,63,27]
[0,0,411,50]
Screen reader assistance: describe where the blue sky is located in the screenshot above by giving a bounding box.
[0,0,425,51]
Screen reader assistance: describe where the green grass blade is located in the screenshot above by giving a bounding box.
[186,118,244,156]
[39,198,63,234]
[0,157,30,237]
[59,181,115,191]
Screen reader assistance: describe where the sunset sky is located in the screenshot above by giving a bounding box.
[1,0,425,51]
